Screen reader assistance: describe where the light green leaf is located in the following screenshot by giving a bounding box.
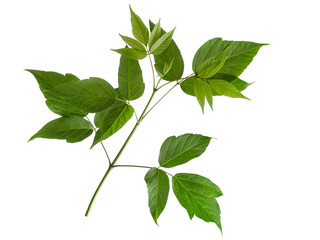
[192,38,266,77]
[91,102,134,148]
[207,79,249,100]
[172,173,223,231]
[203,80,213,110]
[230,78,253,91]
[194,78,206,113]
[119,34,146,51]
[111,47,147,60]
[150,27,175,55]
[148,19,161,49]
[44,77,117,114]
[118,52,145,101]
[26,70,80,92]
[129,5,149,46]
[159,133,211,168]
[162,58,175,77]
[197,48,229,79]
[144,168,169,225]
[29,116,93,143]
[149,20,184,81]
[180,74,251,97]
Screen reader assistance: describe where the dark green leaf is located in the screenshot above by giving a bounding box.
[148,19,161,49]
[150,27,175,55]
[118,53,145,101]
[119,34,146,51]
[26,70,80,92]
[172,173,223,231]
[194,78,205,113]
[29,116,93,143]
[44,77,117,114]
[91,102,134,148]
[144,168,169,225]
[129,5,149,46]
[203,80,213,110]
[111,47,147,60]
[207,79,249,100]
[159,133,211,168]
[150,20,184,81]
[192,38,266,77]
[45,98,87,117]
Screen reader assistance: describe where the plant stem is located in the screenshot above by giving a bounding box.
[85,90,156,216]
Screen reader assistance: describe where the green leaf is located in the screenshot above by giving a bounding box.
[193,78,206,113]
[119,34,146,51]
[203,80,213,110]
[150,27,175,55]
[180,74,251,97]
[26,70,80,92]
[29,116,93,143]
[45,98,87,117]
[192,38,266,77]
[111,47,147,60]
[159,133,211,168]
[207,79,250,100]
[197,47,228,79]
[148,19,161,49]
[91,102,134,148]
[44,77,117,114]
[149,20,184,81]
[118,52,145,101]
[144,168,170,225]
[230,78,253,91]
[162,58,175,76]
[129,5,149,46]
[172,173,223,231]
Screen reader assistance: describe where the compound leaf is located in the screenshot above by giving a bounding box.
[29,116,93,143]
[144,168,170,225]
[159,133,211,168]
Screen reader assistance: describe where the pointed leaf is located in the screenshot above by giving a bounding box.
[150,20,184,81]
[29,116,93,143]
[230,78,253,91]
[192,38,266,77]
[150,27,175,55]
[193,78,205,113]
[148,19,161,49]
[159,133,211,168]
[172,173,223,231]
[118,53,145,100]
[207,79,249,100]
[129,5,149,46]
[144,168,169,224]
[26,70,80,92]
[119,34,146,51]
[203,80,213,110]
[197,48,229,78]
[111,47,147,60]
[91,102,134,148]
[44,77,117,114]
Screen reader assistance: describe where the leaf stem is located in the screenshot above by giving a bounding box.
[114,164,153,169]
[147,52,156,90]
[85,116,111,166]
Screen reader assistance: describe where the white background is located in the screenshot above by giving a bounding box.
[1,0,319,239]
